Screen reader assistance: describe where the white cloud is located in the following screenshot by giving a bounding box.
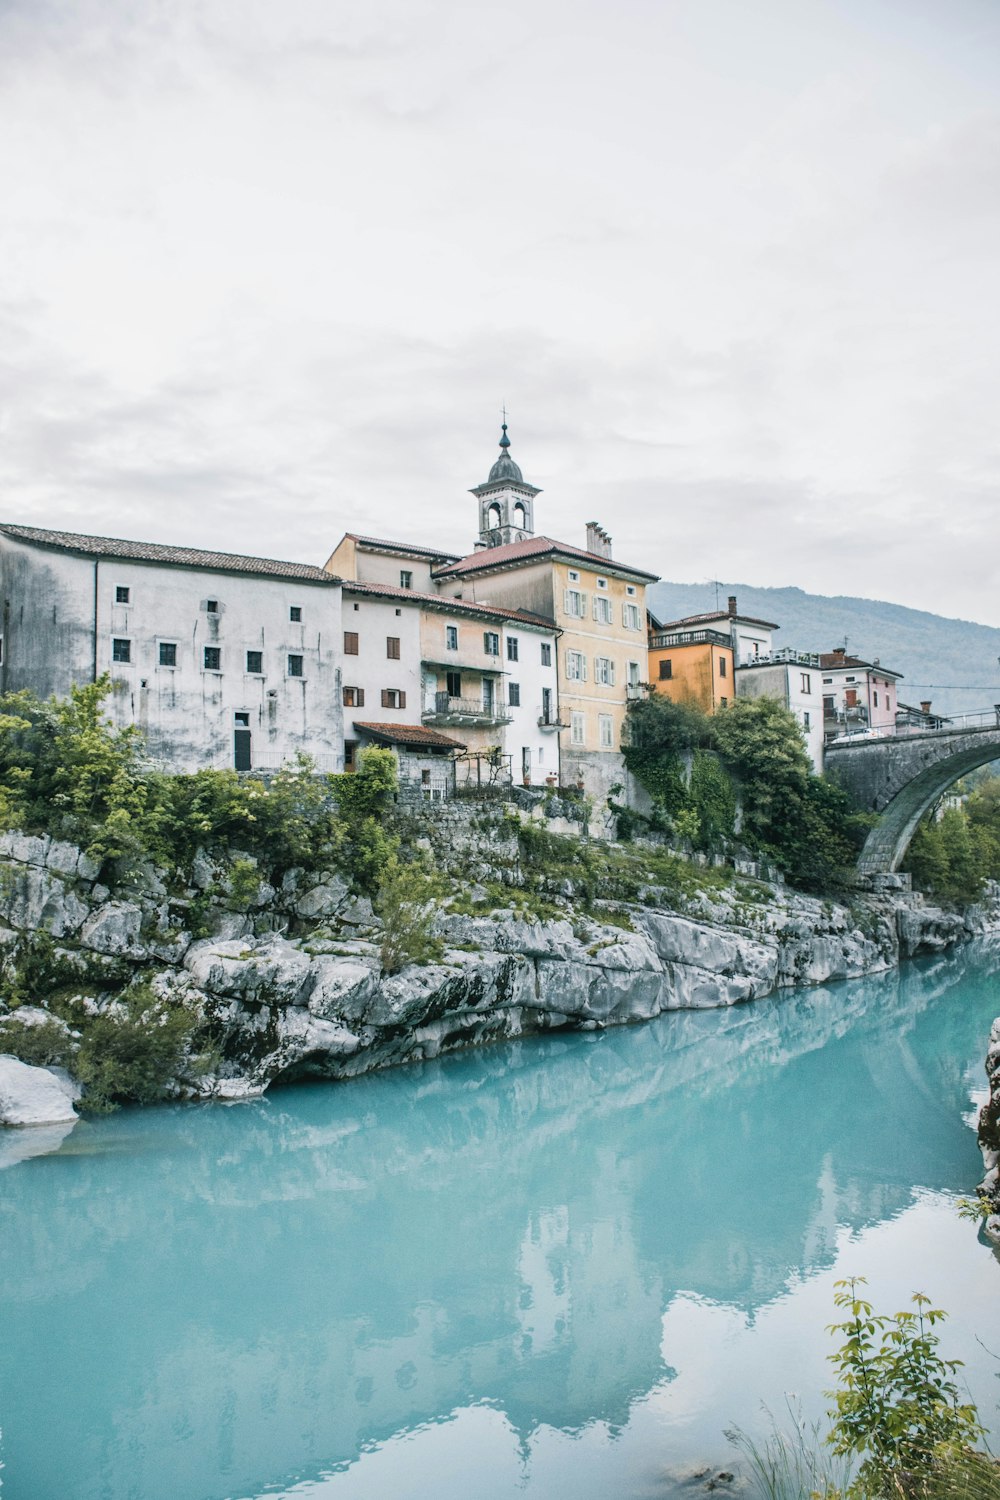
[0,0,997,621]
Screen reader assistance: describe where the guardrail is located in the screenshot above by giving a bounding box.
[826,707,1000,745]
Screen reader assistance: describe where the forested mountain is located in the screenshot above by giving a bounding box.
[648,582,1000,720]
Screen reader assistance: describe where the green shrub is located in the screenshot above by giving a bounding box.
[0,1014,72,1068]
[374,856,445,975]
[74,984,205,1111]
[826,1278,984,1496]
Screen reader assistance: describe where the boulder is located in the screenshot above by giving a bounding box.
[295,876,350,920]
[0,864,91,937]
[0,1056,80,1126]
[79,901,145,956]
[185,935,317,1007]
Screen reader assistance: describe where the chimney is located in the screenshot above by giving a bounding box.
[727,595,737,618]
[832,647,847,660]
[920,700,932,715]
[585,522,613,560]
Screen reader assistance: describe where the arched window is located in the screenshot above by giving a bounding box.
[512,501,526,529]
[487,502,502,530]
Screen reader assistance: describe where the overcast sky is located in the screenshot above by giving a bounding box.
[1,0,998,623]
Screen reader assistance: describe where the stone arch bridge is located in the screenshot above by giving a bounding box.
[824,712,1000,876]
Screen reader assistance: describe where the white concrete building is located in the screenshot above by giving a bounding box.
[340,582,423,771]
[735,653,825,771]
[0,524,345,772]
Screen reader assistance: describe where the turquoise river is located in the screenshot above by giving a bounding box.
[3,942,1000,1499]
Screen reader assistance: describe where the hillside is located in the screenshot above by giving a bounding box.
[649,582,1000,720]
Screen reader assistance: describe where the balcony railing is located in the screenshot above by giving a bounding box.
[649,628,731,650]
[739,648,822,668]
[423,692,512,727]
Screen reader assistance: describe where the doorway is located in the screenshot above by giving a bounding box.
[234,711,251,771]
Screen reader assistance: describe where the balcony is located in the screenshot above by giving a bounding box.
[422,691,512,728]
[537,710,567,731]
[649,628,732,650]
[740,648,822,668]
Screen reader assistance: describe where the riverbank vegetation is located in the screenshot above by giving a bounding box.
[901,776,1000,905]
[622,694,871,891]
[731,1279,1000,1500]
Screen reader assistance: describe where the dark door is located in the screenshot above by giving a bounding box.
[234,712,251,771]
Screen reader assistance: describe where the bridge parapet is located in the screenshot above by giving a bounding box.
[825,722,1000,875]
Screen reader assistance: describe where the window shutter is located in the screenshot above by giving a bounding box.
[358,688,365,706]
[399,691,406,710]
[609,661,616,687]
[581,655,588,682]
[579,592,588,616]
[592,596,599,620]
[381,689,390,708]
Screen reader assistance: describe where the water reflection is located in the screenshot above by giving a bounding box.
[1,942,998,1500]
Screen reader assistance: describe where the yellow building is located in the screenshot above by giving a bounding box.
[432,430,658,799]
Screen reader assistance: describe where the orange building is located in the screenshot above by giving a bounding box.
[647,618,734,713]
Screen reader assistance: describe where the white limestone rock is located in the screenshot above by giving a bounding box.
[79,901,145,956]
[45,840,82,877]
[295,876,350,920]
[308,958,379,1023]
[0,864,91,937]
[640,911,778,991]
[185,935,317,1007]
[0,1056,80,1126]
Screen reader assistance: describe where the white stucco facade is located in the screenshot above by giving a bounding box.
[340,587,423,766]
[0,527,345,773]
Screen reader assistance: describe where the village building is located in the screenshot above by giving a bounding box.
[349,721,467,800]
[734,654,825,771]
[0,523,344,773]
[646,609,734,713]
[430,426,657,800]
[330,575,561,787]
[820,648,903,741]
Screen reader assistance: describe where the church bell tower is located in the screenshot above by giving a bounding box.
[470,421,541,549]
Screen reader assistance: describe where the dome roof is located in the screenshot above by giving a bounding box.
[487,422,524,485]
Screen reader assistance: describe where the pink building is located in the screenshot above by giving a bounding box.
[820,648,903,740]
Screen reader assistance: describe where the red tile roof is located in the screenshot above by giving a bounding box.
[657,607,780,631]
[343,578,556,628]
[433,534,659,583]
[353,721,466,750]
[0,523,337,583]
[345,534,461,562]
[820,653,903,677]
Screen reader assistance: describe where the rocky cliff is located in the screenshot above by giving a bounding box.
[978,1017,1000,1243]
[0,824,996,1120]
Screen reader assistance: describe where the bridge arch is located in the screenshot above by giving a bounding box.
[824,723,1000,876]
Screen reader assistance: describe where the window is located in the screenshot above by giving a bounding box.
[509,682,521,707]
[541,686,554,723]
[720,696,728,708]
[626,585,637,596]
[353,602,359,612]
[845,689,858,707]
[387,636,400,659]
[400,570,413,589]
[483,631,499,655]
[623,603,641,630]
[719,656,727,678]
[540,642,552,666]
[381,688,406,709]
[446,671,461,697]
[628,660,641,687]
[206,599,218,614]
[159,642,177,667]
[235,711,250,727]
[565,650,587,681]
[204,646,221,671]
[344,632,359,654]
[246,650,263,674]
[115,585,130,604]
[599,714,613,749]
[568,569,580,582]
[570,712,585,746]
[800,672,812,694]
[112,638,131,663]
[823,695,835,712]
[873,689,879,707]
[343,686,365,707]
[289,605,302,622]
[803,711,811,731]
[593,595,613,624]
[597,576,607,589]
[287,655,303,677]
[395,608,401,617]
[659,659,672,680]
[823,677,832,685]
[344,739,357,769]
[845,675,856,683]
[506,636,519,661]
[564,589,586,618]
[595,656,615,686]
[446,625,458,651]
